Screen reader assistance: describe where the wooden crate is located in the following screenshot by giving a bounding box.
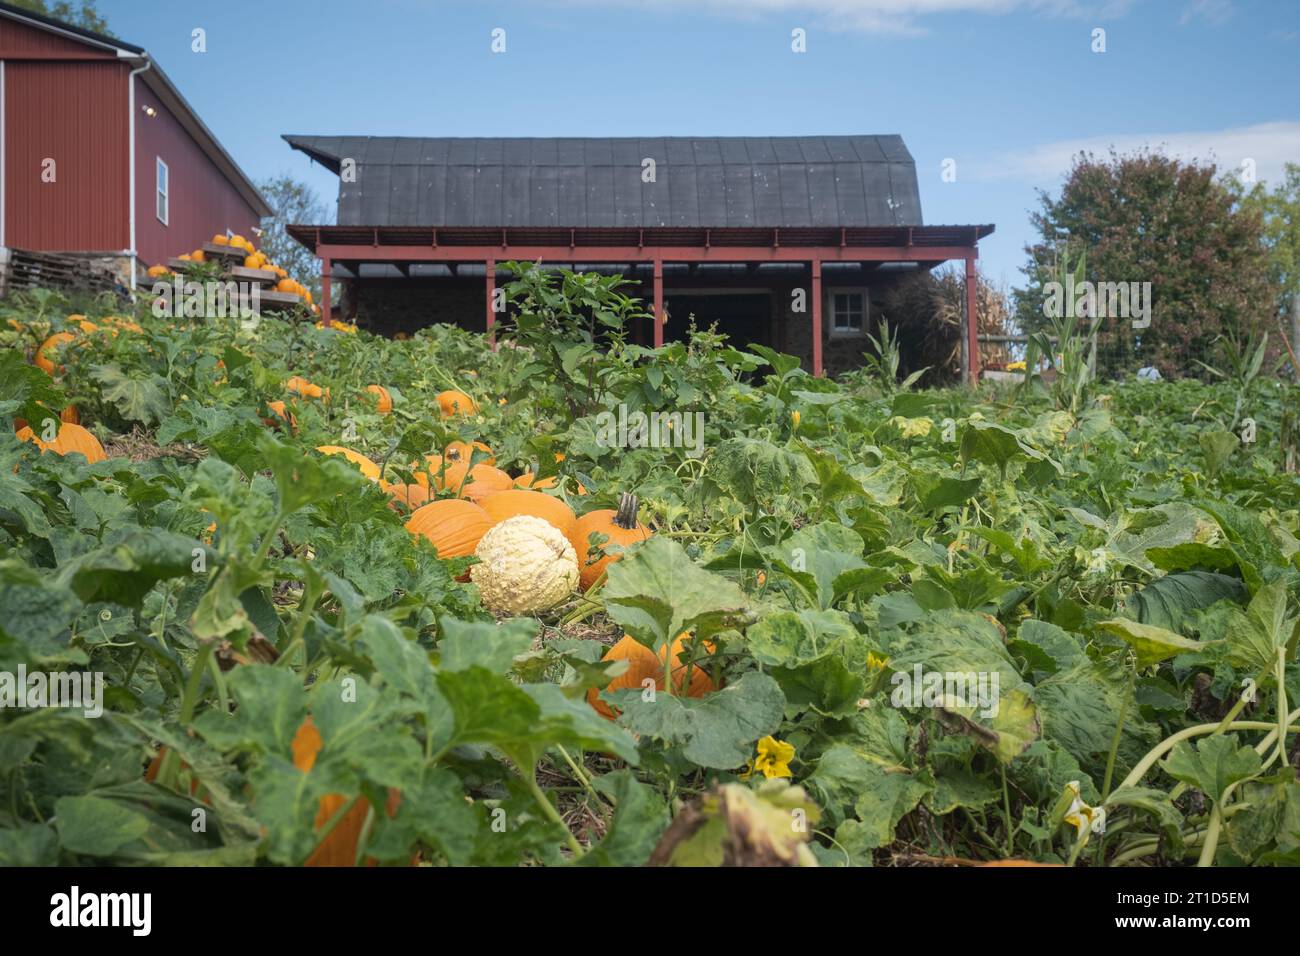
[201,242,248,262]
[2,248,121,297]
[253,290,305,309]
[229,265,279,285]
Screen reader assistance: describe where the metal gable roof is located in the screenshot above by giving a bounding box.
[283,134,924,229]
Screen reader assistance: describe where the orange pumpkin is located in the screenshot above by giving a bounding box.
[292,717,402,867]
[570,493,652,590]
[437,389,477,417]
[513,472,557,490]
[35,331,75,375]
[103,316,144,334]
[286,375,326,400]
[479,488,576,537]
[516,470,587,495]
[404,498,492,559]
[452,465,513,500]
[211,233,230,245]
[190,249,206,262]
[16,421,107,463]
[365,385,393,414]
[315,446,381,482]
[443,439,494,467]
[146,264,170,278]
[382,481,432,511]
[263,400,297,432]
[587,634,717,719]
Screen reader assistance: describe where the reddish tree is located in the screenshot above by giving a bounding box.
[1015,150,1276,377]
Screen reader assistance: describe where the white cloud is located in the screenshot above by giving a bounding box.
[1179,0,1234,26]
[543,0,1131,35]
[976,120,1300,187]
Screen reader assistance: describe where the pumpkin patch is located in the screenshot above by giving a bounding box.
[6,254,1296,875]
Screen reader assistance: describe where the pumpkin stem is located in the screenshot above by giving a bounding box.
[614,492,640,530]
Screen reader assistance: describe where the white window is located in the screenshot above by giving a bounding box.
[829,289,866,335]
[156,158,169,225]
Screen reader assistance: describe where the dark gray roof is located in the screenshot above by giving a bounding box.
[283,135,923,229]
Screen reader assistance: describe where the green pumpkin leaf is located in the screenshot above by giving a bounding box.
[602,535,751,652]
[1163,735,1262,804]
[1097,618,1209,669]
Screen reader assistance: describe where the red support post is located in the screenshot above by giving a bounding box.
[965,255,979,384]
[653,259,664,348]
[321,257,332,327]
[811,259,823,377]
[485,258,496,346]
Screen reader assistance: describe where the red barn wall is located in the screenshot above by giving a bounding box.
[133,76,261,267]
[0,13,115,58]
[3,59,129,252]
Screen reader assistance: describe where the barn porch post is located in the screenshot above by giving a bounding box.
[964,254,979,384]
[485,258,496,346]
[653,259,664,348]
[320,257,332,327]
[811,259,823,377]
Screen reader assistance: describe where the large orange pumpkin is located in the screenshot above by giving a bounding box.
[437,389,477,417]
[404,498,492,559]
[443,439,495,467]
[16,421,107,463]
[570,493,652,590]
[365,385,393,414]
[587,634,717,719]
[514,472,557,490]
[382,481,432,511]
[292,717,402,867]
[413,456,513,499]
[316,445,381,482]
[35,331,75,375]
[479,489,576,537]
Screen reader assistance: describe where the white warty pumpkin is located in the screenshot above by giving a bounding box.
[470,514,579,615]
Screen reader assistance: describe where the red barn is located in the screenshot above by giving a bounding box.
[0,2,270,286]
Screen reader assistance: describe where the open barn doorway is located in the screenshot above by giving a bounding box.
[663,291,773,352]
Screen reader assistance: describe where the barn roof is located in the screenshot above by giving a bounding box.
[282,135,924,229]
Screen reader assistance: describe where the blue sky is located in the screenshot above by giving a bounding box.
[101,0,1299,286]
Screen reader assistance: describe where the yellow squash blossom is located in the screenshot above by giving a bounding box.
[888,415,933,439]
[747,735,795,780]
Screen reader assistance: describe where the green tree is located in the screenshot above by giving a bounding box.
[1013,150,1276,377]
[1236,163,1300,321]
[9,0,112,35]
[258,175,329,301]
